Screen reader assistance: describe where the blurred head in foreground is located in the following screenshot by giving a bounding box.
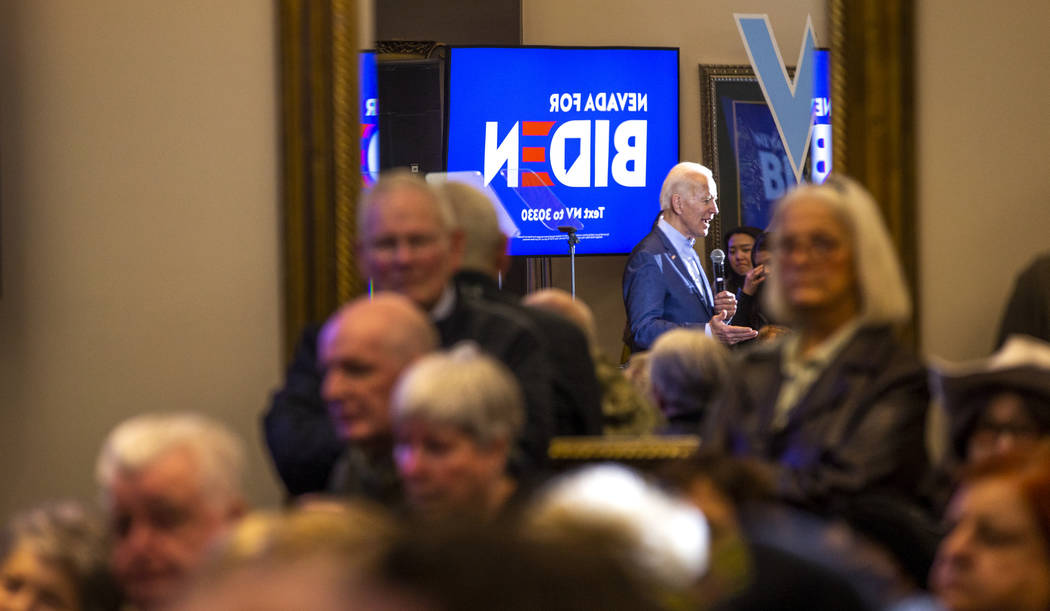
[364,522,662,611]
[173,502,397,611]
[0,501,119,611]
[765,175,910,331]
[95,413,246,610]
[525,464,709,601]
[931,444,1050,611]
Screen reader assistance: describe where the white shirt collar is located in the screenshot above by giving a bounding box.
[429,283,456,322]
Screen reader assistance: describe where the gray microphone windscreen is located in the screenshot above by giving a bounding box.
[710,248,725,264]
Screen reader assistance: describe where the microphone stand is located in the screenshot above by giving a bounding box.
[559,226,580,299]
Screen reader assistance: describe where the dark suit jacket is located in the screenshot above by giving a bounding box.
[455,271,604,436]
[264,322,342,496]
[623,227,713,352]
[707,325,929,508]
[433,290,555,472]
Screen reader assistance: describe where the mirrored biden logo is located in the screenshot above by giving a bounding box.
[484,114,648,189]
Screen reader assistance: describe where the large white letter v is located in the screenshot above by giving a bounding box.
[735,15,817,183]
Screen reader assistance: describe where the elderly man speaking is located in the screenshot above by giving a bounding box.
[623,163,757,352]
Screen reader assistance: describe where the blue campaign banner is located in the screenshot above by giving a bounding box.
[810,48,831,183]
[446,47,679,256]
[360,50,379,186]
[722,97,797,230]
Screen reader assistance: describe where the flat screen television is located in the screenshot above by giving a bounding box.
[446,46,679,256]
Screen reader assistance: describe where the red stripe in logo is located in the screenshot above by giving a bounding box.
[521,121,555,137]
[522,147,546,163]
[521,172,554,187]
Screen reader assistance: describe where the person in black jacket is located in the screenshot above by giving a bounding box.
[436,179,603,437]
[705,175,929,510]
[264,171,557,498]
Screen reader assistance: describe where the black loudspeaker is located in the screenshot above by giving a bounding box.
[377,59,444,174]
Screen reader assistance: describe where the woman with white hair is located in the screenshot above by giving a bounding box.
[706,175,929,509]
[390,342,525,521]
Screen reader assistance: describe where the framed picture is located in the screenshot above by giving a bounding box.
[699,64,808,250]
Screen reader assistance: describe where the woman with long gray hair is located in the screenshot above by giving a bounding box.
[705,175,929,510]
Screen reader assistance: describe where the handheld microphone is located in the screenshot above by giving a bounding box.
[710,249,726,294]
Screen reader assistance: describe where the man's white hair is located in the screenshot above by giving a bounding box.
[357,170,457,240]
[437,180,504,274]
[659,162,715,212]
[764,175,911,326]
[96,412,246,509]
[391,342,524,446]
[527,464,710,591]
[648,328,732,419]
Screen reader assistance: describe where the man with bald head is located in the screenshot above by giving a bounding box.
[318,293,438,500]
[265,171,555,498]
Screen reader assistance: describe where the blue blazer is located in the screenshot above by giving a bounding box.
[623,227,713,352]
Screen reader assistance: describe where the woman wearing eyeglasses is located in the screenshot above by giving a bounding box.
[705,175,929,511]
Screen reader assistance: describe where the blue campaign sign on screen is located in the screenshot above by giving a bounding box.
[447,47,679,256]
[724,98,798,231]
[360,50,379,186]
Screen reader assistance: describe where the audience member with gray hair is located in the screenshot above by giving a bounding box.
[707,175,929,510]
[0,501,121,611]
[436,178,603,436]
[265,171,558,498]
[96,413,247,610]
[648,328,732,436]
[391,343,524,521]
[434,180,507,278]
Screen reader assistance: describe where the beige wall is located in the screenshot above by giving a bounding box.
[0,2,283,517]
[917,0,1050,360]
[523,0,826,357]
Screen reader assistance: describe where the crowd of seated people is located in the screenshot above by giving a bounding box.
[6,171,1050,611]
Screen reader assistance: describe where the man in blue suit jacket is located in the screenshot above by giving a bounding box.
[623,163,758,352]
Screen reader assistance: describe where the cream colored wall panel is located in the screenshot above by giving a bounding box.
[0,1,283,517]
